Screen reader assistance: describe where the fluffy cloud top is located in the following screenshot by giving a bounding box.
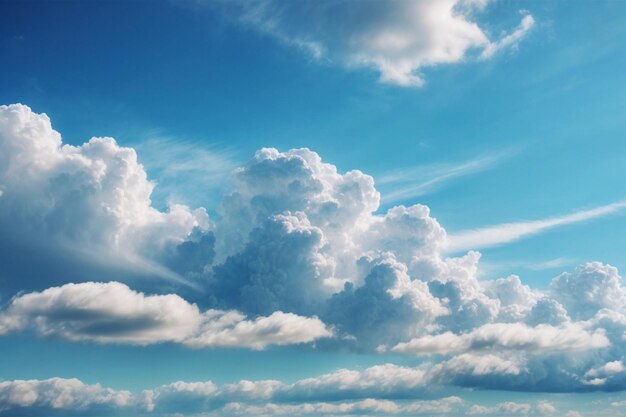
[0,281,331,349]
[551,262,626,320]
[224,0,534,87]
[0,104,208,290]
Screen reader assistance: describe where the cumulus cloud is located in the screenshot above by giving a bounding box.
[185,309,331,349]
[5,104,626,396]
[467,401,531,415]
[431,353,523,382]
[210,212,330,316]
[536,401,558,416]
[325,253,447,348]
[582,360,625,386]
[526,298,570,326]
[0,104,209,289]
[0,374,525,417]
[206,147,456,332]
[139,363,431,415]
[551,262,626,320]
[205,146,501,346]
[281,364,429,403]
[0,371,607,416]
[221,0,535,87]
[0,378,132,416]
[221,397,464,416]
[0,281,331,349]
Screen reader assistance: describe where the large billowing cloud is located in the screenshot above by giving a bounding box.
[4,103,626,396]
[0,281,331,349]
[0,104,208,291]
[216,0,534,87]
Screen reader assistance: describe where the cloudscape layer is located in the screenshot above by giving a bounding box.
[2,1,626,416]
[1,103,626,416]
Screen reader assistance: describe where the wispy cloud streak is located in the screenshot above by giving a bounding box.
[379,152,512,204]
[134,135,238,207]
[447,201,626,252]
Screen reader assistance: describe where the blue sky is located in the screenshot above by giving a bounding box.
[2,1,626,416]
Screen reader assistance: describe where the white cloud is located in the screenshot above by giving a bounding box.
[526,298,570,326]
[325,253,447,347]
[583,361,625,386]
[0,104,209,284]
[141,363,431,414]
[431,353,522,378]
[0,370,609,417]
[285,364,428,400]
[468,401,531,415]
[6,104,626,396]
[225,0,534,87]
[392,322,609,355]
[0,378,132,414]
[536,401,558,416]
[185,310,331,349]
[483,275,540,321]
[446,202,626,253]
[221,397,463,416]
[551,262,626,320]
[0,281,331,349]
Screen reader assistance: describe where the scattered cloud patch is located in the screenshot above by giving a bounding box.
[0,378,132,416]
[217,0,535,87]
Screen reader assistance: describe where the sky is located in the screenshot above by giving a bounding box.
[1,0,626,416]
